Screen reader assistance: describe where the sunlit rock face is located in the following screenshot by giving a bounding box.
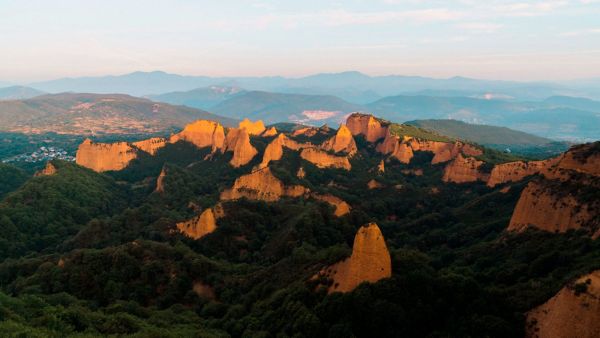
[225,128,258,168]
[508,142,600,236]
[169,120,226,153]
[312,193,351,216]
[238,118,266,135]
[442,153,487,183]
[76,139,138,172]
[155,166,167,193]
[300,148,351,170]
[262,126,278,137]
[132,137,167,155]
[318,223,392,293]
[346,113,388,143]
[176,208,217,240]
[376,132,414,163]
[35,161,57,177]
[220,167,309,202]
[526,270,600,338]
[321,125,358,156]
[258,134,306,169]
[487,157,561,187]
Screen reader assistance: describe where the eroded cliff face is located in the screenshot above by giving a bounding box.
[262,126,278,137]
[176,208,218,240]
[487,157,561,187]
[300,148,352,170]
[76,139,138,172]
[155,166,167,193]
[220,167,309,202]
[312,193,351,216]
[526,270,600,338]
[35,161,57,177]
[346,113,388,143]
[133,137,167,155]
[376,133,414,163]
[169,120,226,152]
[257,134,307,169]
[225,128,258,167]
[238,118,266,135]
[442,154,487,183]
[318,223,392,293]
[508,142,600,236]
[508,181,595,233]
[321,125,358,156]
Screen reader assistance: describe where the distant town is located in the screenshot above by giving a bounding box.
[1,146,75,163]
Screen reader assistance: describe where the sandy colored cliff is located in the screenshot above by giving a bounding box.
[262,126,278,137]
[169,120,226,153]
[487,157,561,187]
[225,128,258,167]
[526,270,600,338]
[346,113,388,143]
[258,134,306,169]
[176,208,218,240]
[318,223,392,293]
[35,161,58,177]
[133,137,167,155]
[321,125,358,156]
[220,167,309,202]
[300,148,351,170]
[312,193,351,216]
[155,166,167,193]
[442,153,487,183]
[238,118,266,135]
[76,139,138,172]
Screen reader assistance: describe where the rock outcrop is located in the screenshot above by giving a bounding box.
[133,137,167,155]
[225,128,258,167]
[346,113,388,143]
[300,148,351,170]
[508,142,600,236]
[155,166,167,193]
[220,167,308,202]
[258,134,306,169]
[169,120,226,153]
[312,193,351,216]
[297,167,306,179]
[176,208,218,240]
[442,154,487,183]
[238,118,266,135]
[35,161,57,177]
[76,139,138,172]
[487,157,561,187]
[526,270,600,338]
[376,133,414,163]
[367,179,383,189]
[321,125,358,156]
[262,126,278,137]
[377,160,385,173]
[318,223,392,293]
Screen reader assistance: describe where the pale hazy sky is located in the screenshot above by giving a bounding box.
[1,0,600,82]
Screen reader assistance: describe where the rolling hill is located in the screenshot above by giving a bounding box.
[0,93,237,135]
[0,86,45,100]
[147,86,245,110]
[210,90,365,125]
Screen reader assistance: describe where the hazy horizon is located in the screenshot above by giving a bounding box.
[2,0,600,83]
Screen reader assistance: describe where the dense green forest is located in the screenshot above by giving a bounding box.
[0,132,598,337]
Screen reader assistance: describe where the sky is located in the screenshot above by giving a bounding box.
[1,0,600,82]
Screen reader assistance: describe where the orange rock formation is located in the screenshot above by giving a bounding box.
[526,270,600,338]
[155,166,167,193]
[487,157,561,187]
[176,208,218,240]
[321,125,358,156]
[133,137,167,155]
[220,167,309,202]
[367,179,384,189]
[169,120,226,153]
[258,134,306,169]
[35,161,57,177]
[297,167,306,179]
[346,113,388,142]
[320,223,392,293]
[238,118,266,135]
[262,126,278,137]
[225,128,258,167]
[312,193,351,216]
[442,154,487,183]
[300,148,351,170]
[76,139,138,172]
[377,160,385,173]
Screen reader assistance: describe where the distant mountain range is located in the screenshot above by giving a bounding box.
[0,86,45,100]
[0,93,237,135]
[24,70,600,102]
